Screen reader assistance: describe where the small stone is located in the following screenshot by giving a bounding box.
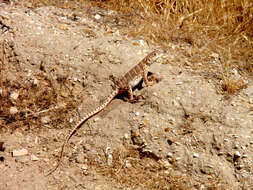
[234,144,239,149]
[241,146,246,150]
[76,154,85,163]
[10,92,19,100]
[234,151,241,160]
[123,133,129,139]
[44,158,49,162]
[193,153,199,158]
[31,154,39,161]
[176,81,183,85]
[69,118,73,123]
[15,156,29,163]
[125,160,132,168]
[135,112,140,116]
[159,159,171,169]
[242,154,248,158]
[94,185,103,190]
[107,154,113,166]
[10,107,18,114]
[105,147,113,166]
[139,40,145,46]
[167,152,173,157]
[33,78,38,85]
[12,148,28,157]
[94,14,101,20]
[73,77,78,82]
[41,116,50,124]
[81,164,88,172]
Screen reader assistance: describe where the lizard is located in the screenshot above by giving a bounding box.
[46,49,159,175]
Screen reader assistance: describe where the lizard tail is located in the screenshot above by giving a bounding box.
[45,89,119,176]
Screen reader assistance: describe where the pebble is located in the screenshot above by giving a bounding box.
[135,111,140,116]
[159,159,171,169]
[94,14,101,20]
[12,148,28,157]
[234,151,241,160]
[41,116,50,124]
[193,153,199,158]
[123,133,129,139]
[32,78,38,86]
[81,164,88,172]
[31,154,39,161]
[15,156,29,163]
[10,92,19,100]
[125,160,132,168]
[176,81,183,85]
[139,39,145,46]
[76,154,85,163]
[105,147,113,166]
[167,152,173,157]
[10,107,18,114]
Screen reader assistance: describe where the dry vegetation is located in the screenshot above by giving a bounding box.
[1,0,252,189]
[0,40,82,131]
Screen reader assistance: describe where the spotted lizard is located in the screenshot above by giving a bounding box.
[46,49,159,175]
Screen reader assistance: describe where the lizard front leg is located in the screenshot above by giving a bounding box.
[142,65,153,87]
[127,84,134,101]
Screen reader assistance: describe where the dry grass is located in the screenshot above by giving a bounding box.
[84,146,229,190]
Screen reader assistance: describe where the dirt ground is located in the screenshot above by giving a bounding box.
[0,2,253,190]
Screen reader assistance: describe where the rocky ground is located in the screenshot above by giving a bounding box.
[0,2,253,190]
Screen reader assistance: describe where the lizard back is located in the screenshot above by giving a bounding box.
[115,50,158,89]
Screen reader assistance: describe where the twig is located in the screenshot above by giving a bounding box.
[0,40,5,98]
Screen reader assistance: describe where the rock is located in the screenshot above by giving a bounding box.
[12,148,28,157]
[193,153,199,158]
[105,146,113,166]
[10,91,19,100]
[159,159,171,169]
[41,116,50,124]
[10,107,18,114]
[125,160,132,168]
[94,14,101,20]
[76,154,85,163]
[233,151,241,161]
[31,154,39,161]
[15,156,29,163]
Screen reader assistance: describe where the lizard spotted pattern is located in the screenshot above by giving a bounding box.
[47,50,159,175]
